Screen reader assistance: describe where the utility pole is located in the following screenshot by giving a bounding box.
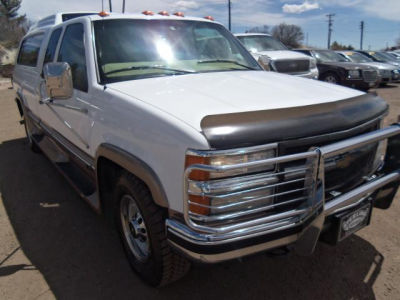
[122,0,125,13]
[360,21,364,50]
[108,0,112,12]
[228,0,231,31]
[326,13,335,49]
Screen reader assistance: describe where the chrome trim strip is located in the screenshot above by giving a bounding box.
[320,125,400,158]
[189,196,307,222]
[187,143,278,157]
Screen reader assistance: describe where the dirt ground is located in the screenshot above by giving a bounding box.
[0,80,399,300]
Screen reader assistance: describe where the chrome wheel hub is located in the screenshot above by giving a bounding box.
[325,76,337,83]
[120,195,150,262]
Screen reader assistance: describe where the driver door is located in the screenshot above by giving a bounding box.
[39,22,93,155]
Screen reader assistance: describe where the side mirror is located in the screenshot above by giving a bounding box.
[43,62,73,100]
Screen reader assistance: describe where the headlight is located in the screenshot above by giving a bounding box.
[185,145,277,215]
[185,147,276,180]
[310,58,317,69]
[348,70,361,79]
[258,55,272,71]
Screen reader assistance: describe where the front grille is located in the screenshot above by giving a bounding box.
[280,120,380,202]
[362,70,378,82]
[273,59,310,74]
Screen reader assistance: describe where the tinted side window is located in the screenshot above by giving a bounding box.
[17,34,44,67]
[57,23,88,92]
[44,28,62,64]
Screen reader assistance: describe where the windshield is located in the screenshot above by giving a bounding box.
[93,19,260,83]
[368,51,392,62]
[313,50,349,63]
[378,52,398,61]
[236,35,288,52]
[342,52,372,63]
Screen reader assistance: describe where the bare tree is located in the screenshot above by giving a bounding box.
[0,0,21,18]
[0,0,27,49]
[271,23,304,48]
[245,25,269,34]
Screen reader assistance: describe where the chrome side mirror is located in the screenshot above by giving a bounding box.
[43,62,73,100]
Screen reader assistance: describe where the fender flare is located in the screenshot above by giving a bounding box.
[95,143,169,208]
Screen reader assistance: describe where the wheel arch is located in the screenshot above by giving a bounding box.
[95,144,170,216]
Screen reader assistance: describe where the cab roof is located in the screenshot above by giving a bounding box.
[29,11,218,32]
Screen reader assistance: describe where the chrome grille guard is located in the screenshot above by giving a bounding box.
[166,124,400,262]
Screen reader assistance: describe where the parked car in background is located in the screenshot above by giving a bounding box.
[294,49,379,90]
[356,50,400,68]
[235,33,319,79]
[337,51,398,85]
[387,51,400,60]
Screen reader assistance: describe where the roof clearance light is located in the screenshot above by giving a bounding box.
[99,11,110,17]
[204,16,214,21]
[142,10,154,16]
[158,11,170,16]
[173,12,185,17]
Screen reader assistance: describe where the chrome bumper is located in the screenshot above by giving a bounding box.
[166,125,400,263]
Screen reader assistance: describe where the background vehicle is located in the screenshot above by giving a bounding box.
[295,49,379,90]
[235,33,318,79]
[12,12,400,287]
[387,51,400,60]
[356,50,400,68]
[337,51,398,85]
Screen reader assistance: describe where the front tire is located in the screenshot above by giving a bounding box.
[114,172,190,287]
[321,72,340,84]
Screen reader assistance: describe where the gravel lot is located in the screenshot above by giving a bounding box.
[0,80,399,300]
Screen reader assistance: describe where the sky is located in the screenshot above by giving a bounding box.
[19,0,400,50]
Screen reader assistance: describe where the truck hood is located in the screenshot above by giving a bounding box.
[252,50,310,61]
[108,70,364,132]
[361,62,397,70]
[319,61,374,70]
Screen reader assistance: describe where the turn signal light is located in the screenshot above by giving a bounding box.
[189,195,210,215]
[185,155,210,181]
[173,12,185,17]
[99,11,110,17]
[142,10,154,16]
[204,16,214,21]
[159,11,170,16]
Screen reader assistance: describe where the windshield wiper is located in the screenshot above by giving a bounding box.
[104,65,196,76]
[197,59,257,70]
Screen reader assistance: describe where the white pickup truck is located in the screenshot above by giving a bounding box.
[235,33,319,79]
[13,11,400,287]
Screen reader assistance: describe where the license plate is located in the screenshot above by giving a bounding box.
[338,203,371,241]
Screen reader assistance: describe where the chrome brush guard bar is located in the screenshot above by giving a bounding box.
[166,124,400,262]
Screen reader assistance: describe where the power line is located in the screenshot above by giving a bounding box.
[360,21,364,50]
[326,13,335,49]
[228,0,232,31]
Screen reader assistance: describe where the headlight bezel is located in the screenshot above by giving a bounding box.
[258,55,272,71]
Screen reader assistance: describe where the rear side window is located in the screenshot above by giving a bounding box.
[58,23,88,92]
[17,34,44,67]
[44,28,62,64]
